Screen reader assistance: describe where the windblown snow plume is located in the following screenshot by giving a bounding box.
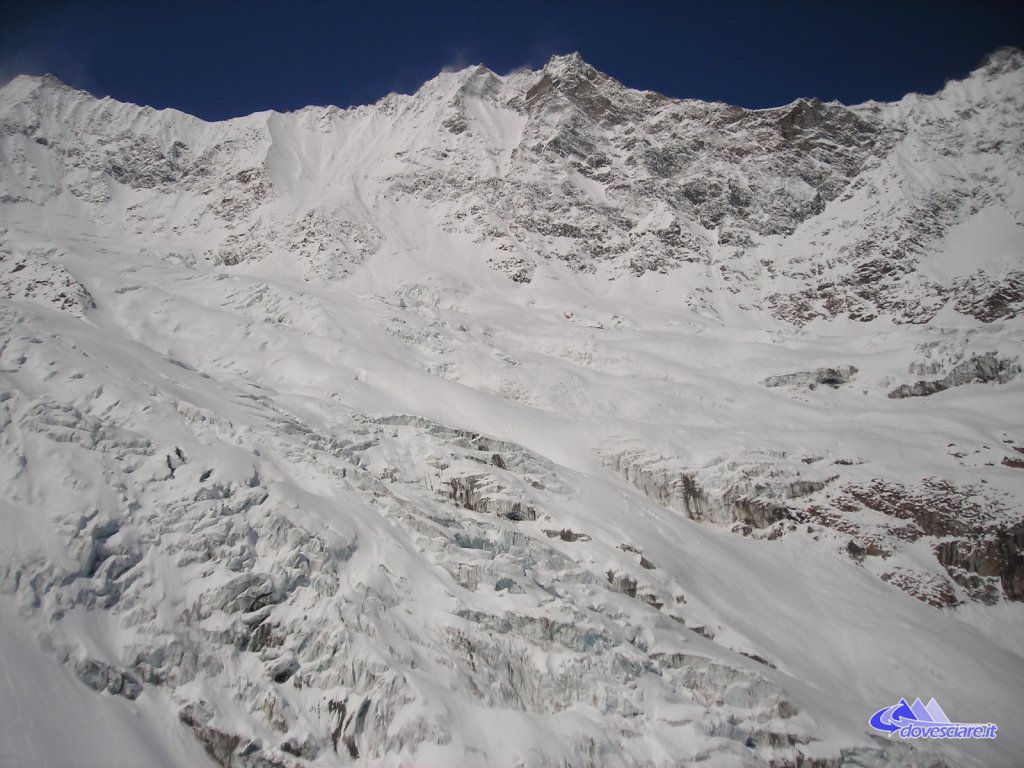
[0,50,1023,767]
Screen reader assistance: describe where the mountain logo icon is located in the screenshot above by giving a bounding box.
[869,698,997,740]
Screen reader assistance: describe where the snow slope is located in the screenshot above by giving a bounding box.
[0,50,1022,768]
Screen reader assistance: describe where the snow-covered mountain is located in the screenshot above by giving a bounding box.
[0,49,1022,768]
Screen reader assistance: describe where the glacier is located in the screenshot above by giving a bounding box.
[0,49,1022,767]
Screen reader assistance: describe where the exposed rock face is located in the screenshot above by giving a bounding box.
[935,528,1024,602]
[203,572,283,616]
[0,243,96,316]
[74,657,142,699]
[763,365,858,390]
[605,434,1024,611]
[179,702,302,768]
[445,473,537,520]
[888,352,1021,398]
[604,447,834,529]
[805,478,1024,606]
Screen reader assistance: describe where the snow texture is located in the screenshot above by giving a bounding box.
[0,49,1023,767]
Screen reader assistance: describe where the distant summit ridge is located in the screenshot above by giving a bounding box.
[979,45,1024,74]
[0,46,1021,322]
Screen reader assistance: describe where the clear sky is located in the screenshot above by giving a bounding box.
[2,1,1022,121]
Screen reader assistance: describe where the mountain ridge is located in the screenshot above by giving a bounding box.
[2,48,1021,323]
[9,44,1021,116]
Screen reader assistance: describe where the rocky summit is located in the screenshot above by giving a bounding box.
[0,49,1022,768]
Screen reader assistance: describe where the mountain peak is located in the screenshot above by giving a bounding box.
[542,52,597,78]
[977,45,1024,76]
[0,73,91,107]
[4,73,75,92]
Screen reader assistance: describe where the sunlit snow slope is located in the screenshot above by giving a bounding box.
[0,49,1023,768]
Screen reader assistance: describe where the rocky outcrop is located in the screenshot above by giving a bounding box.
[604,448,834,529]
[888,352,1021,398]
[935,528,1024,602]
[444,473,537,521]
[544,528,591,542]
[178,702,303,768]
[808,478,1024,605]
[178,703,242,767]
[763,365,858,390]
[0,243,96,317]
[203,573,283,616]
[74,658,142,699]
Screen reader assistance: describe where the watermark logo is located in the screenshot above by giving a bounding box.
[869,698,997,740]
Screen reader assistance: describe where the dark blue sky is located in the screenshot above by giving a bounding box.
[2,1,1022,121]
